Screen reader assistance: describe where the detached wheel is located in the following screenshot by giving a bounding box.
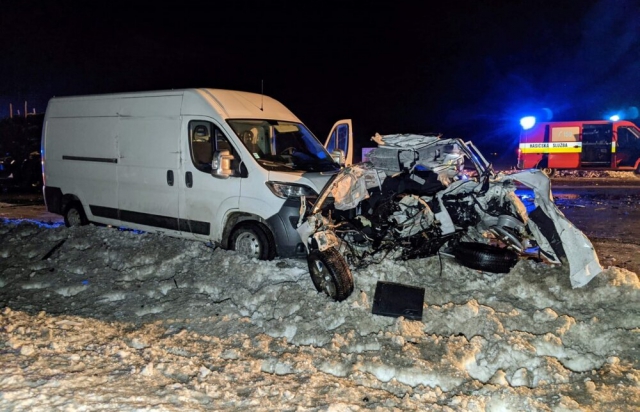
[452,242,519,274]
[307,247,354,302]
[63,202,89,227]
[230,222,276,260]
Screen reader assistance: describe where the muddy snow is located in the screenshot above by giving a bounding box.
[0,220,639,411]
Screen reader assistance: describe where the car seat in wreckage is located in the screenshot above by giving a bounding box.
[297,133,602,301]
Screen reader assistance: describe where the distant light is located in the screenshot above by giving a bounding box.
[609,114,620,121]
[520,116,536,130]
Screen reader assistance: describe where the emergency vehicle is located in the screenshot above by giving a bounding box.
[517,119,640,175]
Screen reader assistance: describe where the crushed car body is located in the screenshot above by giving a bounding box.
[297,133,603,301]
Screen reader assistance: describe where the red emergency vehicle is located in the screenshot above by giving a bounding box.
[517,120,640,175]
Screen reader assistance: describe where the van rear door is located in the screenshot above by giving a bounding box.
[324,119,353,166]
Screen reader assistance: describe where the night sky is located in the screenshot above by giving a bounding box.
[2,0,639,164]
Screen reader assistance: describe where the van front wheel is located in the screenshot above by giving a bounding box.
[230,223,276,260]
[63,202,89,227]
[307,247,354,302]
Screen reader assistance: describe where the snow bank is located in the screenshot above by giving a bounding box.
[0,221,638,411]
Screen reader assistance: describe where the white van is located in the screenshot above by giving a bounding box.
[41,89,353,259]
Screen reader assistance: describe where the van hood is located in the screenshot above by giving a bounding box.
[268,170,339,193]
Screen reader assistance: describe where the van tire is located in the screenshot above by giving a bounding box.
[307,247,354,302]
[452,242,519,274]
[63,202,89,227]
[230,222,276,260]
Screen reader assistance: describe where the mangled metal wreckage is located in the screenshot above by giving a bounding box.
[297,133,603,301]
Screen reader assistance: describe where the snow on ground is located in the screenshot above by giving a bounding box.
[497,169,640,180]
[553,170,640,179]
[0,220,639,411]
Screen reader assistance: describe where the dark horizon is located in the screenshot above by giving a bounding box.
[2,1,639,165]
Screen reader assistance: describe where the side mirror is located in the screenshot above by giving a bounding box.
[330,149,345,166]
[211,150,234,179]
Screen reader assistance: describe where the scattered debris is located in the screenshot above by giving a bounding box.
[41,239,66,260]
[298,134,602,301]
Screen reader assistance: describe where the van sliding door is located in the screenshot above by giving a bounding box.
[117,114,182,234]
[581,124,613,167]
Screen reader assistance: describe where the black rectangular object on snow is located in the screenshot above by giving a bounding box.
[372,281,424,320]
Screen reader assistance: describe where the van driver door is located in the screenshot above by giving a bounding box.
[615,126,640,168]
[324,119,353,166]
[178,117,242,242]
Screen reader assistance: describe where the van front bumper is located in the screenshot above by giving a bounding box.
[266,198,308,259]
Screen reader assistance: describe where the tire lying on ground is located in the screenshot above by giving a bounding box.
[452,242,519,273]
[307,247,354,302]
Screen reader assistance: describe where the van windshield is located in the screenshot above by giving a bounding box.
[227,120,340,172]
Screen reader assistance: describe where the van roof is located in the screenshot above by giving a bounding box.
[529,120,638,127]
[521,120,639,133]
[188,89,300,121]
[46,88,301,122]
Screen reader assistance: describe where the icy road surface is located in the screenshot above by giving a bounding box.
[0,221,638,411]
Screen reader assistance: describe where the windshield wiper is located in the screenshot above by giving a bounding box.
[257,159,295,169]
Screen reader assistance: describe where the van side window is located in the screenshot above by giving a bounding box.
[189,121,213,172]
[618,127,639,146]
[213,128,241,173]
[326,124,349,154]
[189,121,239,173]
[214,128,231,152]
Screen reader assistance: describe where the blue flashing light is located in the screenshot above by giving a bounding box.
[520,116,536,130]
[609,114,620,121]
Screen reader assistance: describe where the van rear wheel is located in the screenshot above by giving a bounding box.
[230,222,276,260]
[63,202,89,227]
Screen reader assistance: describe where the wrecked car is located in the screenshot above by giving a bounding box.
[297,133,603,301]
[0,151,43,190]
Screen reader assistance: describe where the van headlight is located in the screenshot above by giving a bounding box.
[266,181,317,199]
